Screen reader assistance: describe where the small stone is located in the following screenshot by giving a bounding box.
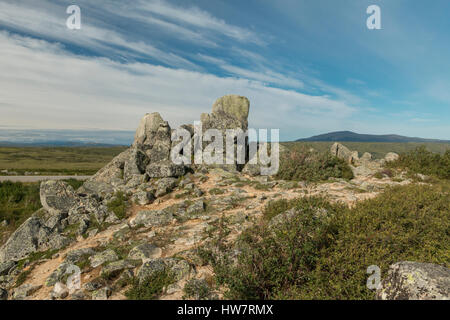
[91,287,111,300]
[51,282,69,299]
[12,284,42,300]
[128,243,162,261]
[0,288,7,300]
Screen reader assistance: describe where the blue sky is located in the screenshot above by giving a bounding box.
[0,0,449,141]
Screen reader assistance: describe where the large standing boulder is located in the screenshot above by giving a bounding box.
[330,143,359,164]
[376,261,450,300]
[134,112,172,162]
[200,95,250,171]
[123,146,150,181]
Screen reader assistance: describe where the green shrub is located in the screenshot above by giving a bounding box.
[183,279,213,300]
[107,192,130,220]
[387,146,450,179]
[125,270,174,300]
[276,146,354,182]
[214,183,450,300]
[0,181,41,229]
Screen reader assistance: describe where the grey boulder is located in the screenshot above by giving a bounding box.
[376,261,450,300]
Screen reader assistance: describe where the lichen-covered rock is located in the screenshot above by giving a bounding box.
[92,149,131,182]
[51,282,69,299]
[40,180,78,214]
[0,261,16,276]
[89,249,119,268]
[146,161,185,178]
[123,146,150,181]
[360,152,373,162]
[12,284,42,300]
[0,215,70,263]
[134,112,172,163]
[100,259,136,278]
[91,286,111,300]
[0,288,7,300]
[128,243,162,261]
[330,143,359,164]
[132,190,155,205]
[155,177,178,197]
[200,95,250,171]
[78,181,115,198]
[137,258,191,283]
[131,209,173,228]
[211,95,250,126]
[376,261,450,300]
[186,200,205,215]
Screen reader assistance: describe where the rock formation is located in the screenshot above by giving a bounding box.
[330,143,400,177]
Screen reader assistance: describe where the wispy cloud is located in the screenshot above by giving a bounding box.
[0,31,356,140]
[137,0,265,45]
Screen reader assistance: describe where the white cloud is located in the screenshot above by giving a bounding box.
[0,32,356,140]
[137,0,265,45]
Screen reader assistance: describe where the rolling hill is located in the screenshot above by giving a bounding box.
[296,131,450,143]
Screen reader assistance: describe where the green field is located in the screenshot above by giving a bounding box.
[0,146,127,175]
[282,141,450,159]
[1,143,448,176]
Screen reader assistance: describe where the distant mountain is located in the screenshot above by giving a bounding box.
[296,131,450,143]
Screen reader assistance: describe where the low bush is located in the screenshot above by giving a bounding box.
[387,146,450,179]
[125,270,174,300]
[213,183,450,299]
[0,181,41,228]
[107,191,130,220]
[276,145,354,182]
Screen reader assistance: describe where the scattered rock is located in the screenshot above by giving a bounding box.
[137,258,191,283]
[128,243,162,261]
[83,279,104,292]
[132,190,155,205]
[186,200,206,215]
[51,282,69,299]
[330,143,359,164]
[0,288,7,300]
[12,284,42,300]
[131,209,173,228]
[384,152,399,162]
[146,161,185,178]
[155,177,178,197]
[89,249,119,268]
[100,259,136,278]
[92,287,112,300]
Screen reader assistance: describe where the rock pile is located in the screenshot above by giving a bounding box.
[330,142,399,177]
